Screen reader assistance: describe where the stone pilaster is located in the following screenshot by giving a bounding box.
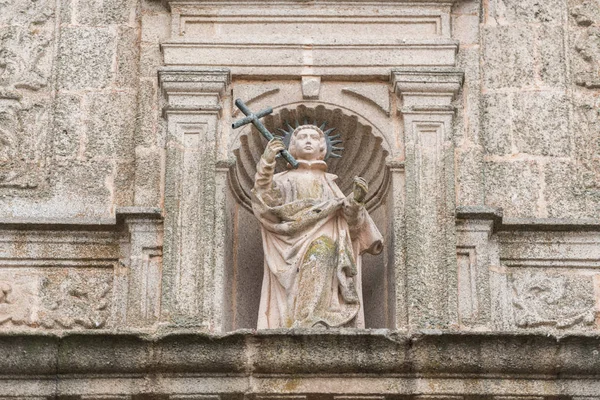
[392,68,463,329]
[455,206,502,329]
[116,207,163,328]
[158,67,231,330]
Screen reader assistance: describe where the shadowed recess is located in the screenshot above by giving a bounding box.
[230,104,390,212]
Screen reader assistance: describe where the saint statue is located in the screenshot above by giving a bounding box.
[251,123,383,329]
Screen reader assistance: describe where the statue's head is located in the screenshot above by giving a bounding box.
[276,119,343,162]
[288,125,327,161]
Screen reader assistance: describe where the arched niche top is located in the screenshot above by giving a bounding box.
[229,104,391,212]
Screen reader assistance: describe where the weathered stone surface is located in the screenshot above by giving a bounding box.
[116,27,140,88]
[54,159,114,201]
[456,145,485,205]
[139,44,163,78]
[53,94,83,158]
[57,27,115,90]
[538,26,567,86]
[545,159,600,218]
[482,26,536,89]
[85,92,136,158]
[77,0,136,25]
[572,90,600,188]
[487,0,566,24]
[133,146,163,207]
[485,161,541,217]
[452,14,479,45]
[510,270,596,329]
[482,93,514,155]
[513,91,570,157]
[1,0,600,397]
[571,25,600,88]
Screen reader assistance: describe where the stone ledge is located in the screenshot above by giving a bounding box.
[2,330,600,377]
[456,206,600,232]
[0,207,163,232]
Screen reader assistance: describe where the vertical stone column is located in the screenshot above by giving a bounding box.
[158,67,231,330]
[392,68,463,329]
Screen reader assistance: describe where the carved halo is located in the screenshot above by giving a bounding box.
[275,119,344,160]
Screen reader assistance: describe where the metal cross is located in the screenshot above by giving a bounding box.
[231,98,299,169]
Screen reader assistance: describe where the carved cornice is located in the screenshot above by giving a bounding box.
[164,0,468,8]
[1,330,600,396]
[158,67,231,114]
[391,68,463,113]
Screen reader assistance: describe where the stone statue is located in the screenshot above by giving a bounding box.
[251,123,383,329]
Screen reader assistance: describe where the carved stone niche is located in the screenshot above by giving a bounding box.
[224,103,395,330]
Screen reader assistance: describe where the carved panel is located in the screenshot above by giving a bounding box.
[0,268,113,329]
[510,271,596,329]
[0,0,56,191]
[570,1,600,88]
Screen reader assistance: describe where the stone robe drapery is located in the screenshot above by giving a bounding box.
[252,158,383,329]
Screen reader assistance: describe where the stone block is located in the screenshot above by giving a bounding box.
[544,160,599,218]
[139,44,163,78]
[137,79,158,147]
[142,0,169,13]
[482,92,513,155]
[513,91,570,157]
[134,146,163,207]
[116,26,140,88]
[453,14,479,45]
[60,0,72,24]
[85,92,136,158]
[488,0,566,24]
[0,335,58,375]
[77,0,136,25]
[457,48,481,143]
[456,145,485,205]
[452,0,480,15]
[52,94,83,158]
[141,12,171,43]
[485,160,541,217]
[538,26,566,86]
[57,27,115,90]
[114,159,135,207]
[571,90,600,189]
[482,26,535,89]
[54,159,114,201]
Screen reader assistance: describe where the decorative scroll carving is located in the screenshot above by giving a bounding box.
[571,1,600,88]
[511,272,596,329]
[0,0,55,190]
[0,99,47,188]
[573,27,600,88]
[0,270,112,330]
[0,1,54,93]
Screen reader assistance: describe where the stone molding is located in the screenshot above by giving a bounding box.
[0,208,163,331]
[158,67,231,114]
[391,67,464,111]
[2,331,600,397]
[161,3,460,78]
